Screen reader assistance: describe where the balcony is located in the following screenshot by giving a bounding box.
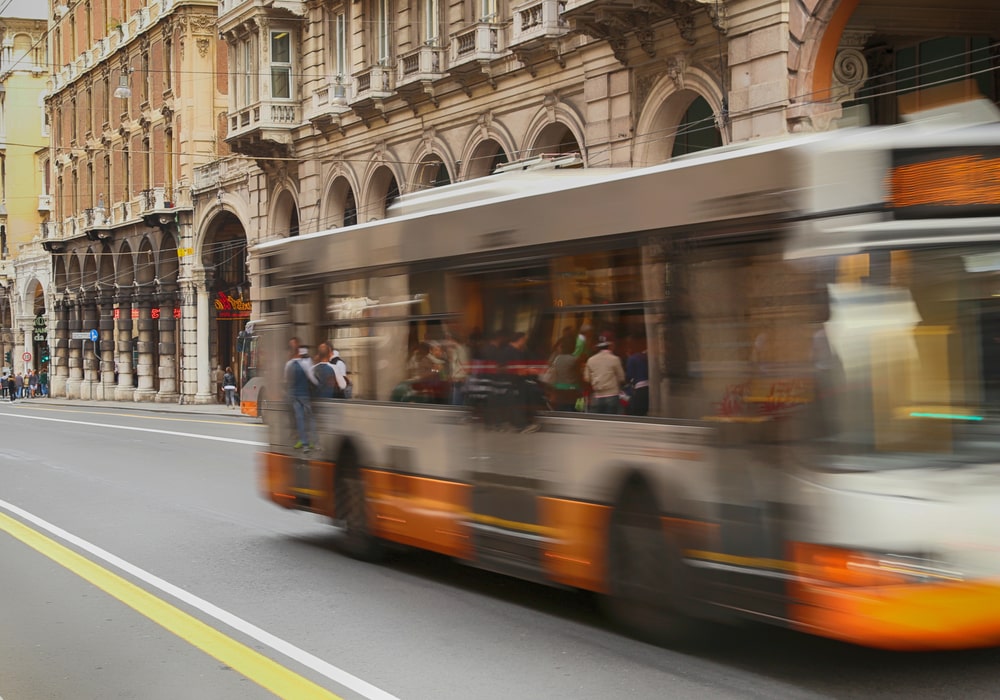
[449,23,506,91]
[396,45,448,108]
[305,77,352,133]
[218,0,306,29]
[510,0,571,72]
[561,0,727,63]
[349,65,394,123]
[226,99,300,158]
[193,157,252,195]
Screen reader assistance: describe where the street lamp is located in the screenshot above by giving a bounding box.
[114,69,132,100]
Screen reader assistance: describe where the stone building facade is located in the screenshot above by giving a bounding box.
[40,0,1000,402]
[44,0,231,402]
[0,16,52,380]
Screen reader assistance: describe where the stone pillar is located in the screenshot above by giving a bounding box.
[114,291,135,401]
[79,293,99,400]
[65,297,83,399]
[194,270,214,403]
[51,298,70,397]
[155,286,179,402]
[134,289,157,401]
[97,293,117,400]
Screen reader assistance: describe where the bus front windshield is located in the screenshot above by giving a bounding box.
[822,246,1000,465]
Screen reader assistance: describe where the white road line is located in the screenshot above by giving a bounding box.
[0,498,401,700]
[0,412,267,446]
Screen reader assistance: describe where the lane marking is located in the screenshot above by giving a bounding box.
[0,412,267,446]
[0,499,400,700]
[7,403,250,427]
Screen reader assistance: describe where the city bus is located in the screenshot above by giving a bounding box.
[254,105,1000,650]
[236,320,265,418]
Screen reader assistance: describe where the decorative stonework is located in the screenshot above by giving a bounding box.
[666,53,688,91]
[197,38,210,58]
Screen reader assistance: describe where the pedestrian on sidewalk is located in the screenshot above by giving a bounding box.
[39,367,48,397]
[28,370,38,399]
[14,372,23,399]
[223,366,238,408]
[7,373,15,402]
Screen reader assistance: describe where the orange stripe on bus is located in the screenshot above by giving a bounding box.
[365,470,473,559]
[539,497,612,593]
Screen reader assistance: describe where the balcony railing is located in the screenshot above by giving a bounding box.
[305,77,352,124]
[396,45,447,88]
[227,99,301,140]
[40,221,59,240]
[450,22,506,68]
[139,187,169,214]
[351,65,394,104]
[511,0,569,46]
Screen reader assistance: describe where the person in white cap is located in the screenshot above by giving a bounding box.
[584,334,625,414]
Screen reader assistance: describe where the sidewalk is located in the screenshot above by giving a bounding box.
[2,394,256,418]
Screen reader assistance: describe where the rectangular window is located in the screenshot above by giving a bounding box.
[376,0,391,63]
[270,31,292,99]
[241,40,252,106]
[423,0,439,44]
[480,0,496,21]
[333,12,347,78]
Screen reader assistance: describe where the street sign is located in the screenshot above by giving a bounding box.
[71,332,91,340]
[89,329,99,342]
[21,352,31,362]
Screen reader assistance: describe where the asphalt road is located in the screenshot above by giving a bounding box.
[0,400,997,699]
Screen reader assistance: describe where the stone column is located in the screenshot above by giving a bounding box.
[133,288,157,401]
[65,297,83,399]
[79,293,99,400]
[97,293,117,400]
[51,298,70,397]
[114,290,135,401]
[155,285,179,402]
[194,269,214,403]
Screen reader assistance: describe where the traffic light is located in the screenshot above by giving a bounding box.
[3,351,9,365]
[41,349,50,363]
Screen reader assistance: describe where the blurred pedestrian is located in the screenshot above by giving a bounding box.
[223,366,238,408]
[7,373,15,402]
[39,367,49,397]
[15,372,23,399]
[285,343,317,449]
[584,335,625,414]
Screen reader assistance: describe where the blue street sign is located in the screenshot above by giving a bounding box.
[89,329,99,342]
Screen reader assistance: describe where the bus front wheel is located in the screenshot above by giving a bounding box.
[604,483,699,646]
[334,448,383,561]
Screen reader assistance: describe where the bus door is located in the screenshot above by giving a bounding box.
[461,266,555,581]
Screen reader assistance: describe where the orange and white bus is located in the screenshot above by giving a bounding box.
[254,106,1000,650]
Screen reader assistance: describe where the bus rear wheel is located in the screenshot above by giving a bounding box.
[334,449,383,561]
[604,484,699,646]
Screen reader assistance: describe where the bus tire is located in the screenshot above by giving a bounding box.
[603,481,701,646]
[334,447,383,562]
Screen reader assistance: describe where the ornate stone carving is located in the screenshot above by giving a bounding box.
[831,47,868,102]
[196,37,210,58]
[666,53,688,91]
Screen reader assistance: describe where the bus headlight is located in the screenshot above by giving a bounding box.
[792,543,964,587]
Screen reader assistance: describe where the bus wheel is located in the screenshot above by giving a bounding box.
[604,484,698,646]
[334,449,383,561]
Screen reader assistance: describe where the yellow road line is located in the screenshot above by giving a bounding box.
[0,511,341,700]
